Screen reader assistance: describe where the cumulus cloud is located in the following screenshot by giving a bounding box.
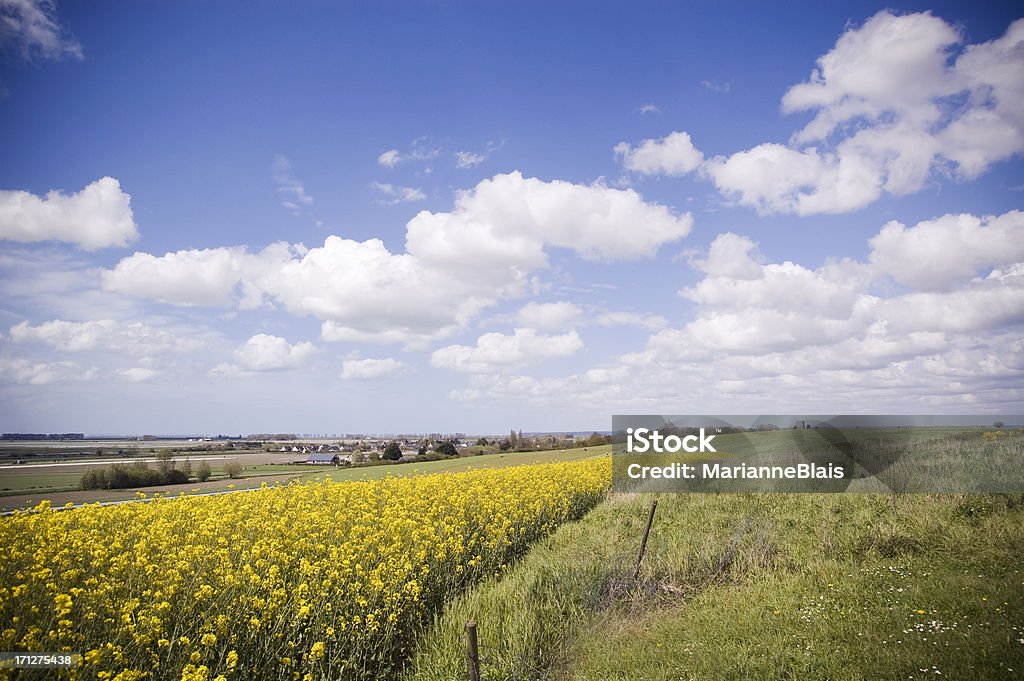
[449,209,1024,411]
[0,0,82,61]
[626,13,1024,216]
[431,328,584,373]
[868,210,1024,291]
[210,334,318,377]
[340,357,407,380]
[614,131,704,176]
[371,182,426,204]
[232,334,317,371]
[101,242,297,308]
[103,172,691,348]
[0,177,137,249]
[406,171,692,266]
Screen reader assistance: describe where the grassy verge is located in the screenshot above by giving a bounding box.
[406,492,1024,680]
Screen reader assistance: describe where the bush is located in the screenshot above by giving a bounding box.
[224,461,243,478]
[80,461,181,490]
[197,461,212,482]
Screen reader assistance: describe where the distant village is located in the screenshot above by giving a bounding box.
[273,431,613,466]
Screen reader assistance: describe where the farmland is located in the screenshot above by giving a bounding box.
[1,432,1022,679]
[0,445,606,512]
[0,457,610,680]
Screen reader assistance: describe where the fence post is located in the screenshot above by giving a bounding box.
[466,620,480,681]
[633,499,658,580]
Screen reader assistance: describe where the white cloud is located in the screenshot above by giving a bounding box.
[377,139,440,169]
[272,155,314,212]
[0,177,137,250]
[0,0,82,61]
[269,237,490,349]
[102,173,692,348]
[377,149,401,168]
[515,301,582,331]
[448,210,1024,412]
[118,367,158,383]
[9,318,198,354]
[695,12,1024,215]
[340,357,406,380]
[614,131,704,176]
[371,182,426,204]
[869,210,1024,291]
[431,328,584,373]
[702,143,881,215]
[101,243,293,308]
[210,334,318,377]
[406,171,693,267]
[0,358,95,385]
[455,151,486,168]
[231,333,318,371]
[637,103,661,114]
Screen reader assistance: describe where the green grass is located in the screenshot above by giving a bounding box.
[0,471,84,495]
[406,491,1024,680]
[299,446,608,484]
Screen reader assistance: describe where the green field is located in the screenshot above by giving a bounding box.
[408,431,1024,680]
[0,446,606,507]
[0,470,83,495]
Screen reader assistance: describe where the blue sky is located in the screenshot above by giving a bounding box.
[0,1,1022,435]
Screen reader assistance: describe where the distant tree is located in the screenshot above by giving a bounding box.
[156,449,175,478]
[196,461,212,482]
[475,437,489,446]
[509,430,519,449]
[435,441,458,457]
[383,441,402,461]
[499,439,511,451]
[994,421,1005,429]
[418,444,429,456]
[224,461,242,478]
[368,450,380,462]
[182,457,193,479]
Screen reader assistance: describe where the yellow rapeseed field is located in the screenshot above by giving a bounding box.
[0,458,610,680]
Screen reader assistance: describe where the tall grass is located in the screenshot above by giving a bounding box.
[406,491,1024,680]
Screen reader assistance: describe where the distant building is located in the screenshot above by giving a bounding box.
[305,453,341,465]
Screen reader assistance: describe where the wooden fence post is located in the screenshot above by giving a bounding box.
[633,499,658,580]
[465,620,480,681]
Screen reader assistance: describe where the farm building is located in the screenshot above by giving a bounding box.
[305,452,342,465]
